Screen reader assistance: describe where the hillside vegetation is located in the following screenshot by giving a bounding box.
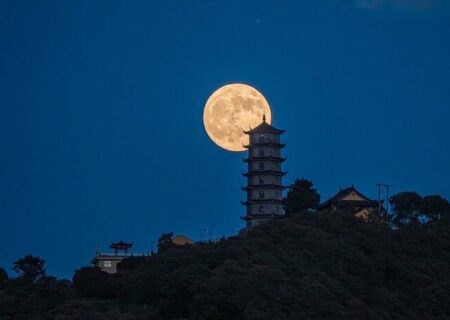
[2,211,450,319]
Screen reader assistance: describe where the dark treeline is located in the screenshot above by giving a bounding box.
[1,181,450,319]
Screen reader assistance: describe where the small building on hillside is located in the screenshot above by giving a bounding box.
[317,185,385,222]
[91,241,145,273]
[92,235,194,273]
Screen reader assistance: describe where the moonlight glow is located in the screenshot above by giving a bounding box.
[203,83,272,152]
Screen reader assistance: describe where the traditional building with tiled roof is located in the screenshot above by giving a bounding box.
[317,185,385,222]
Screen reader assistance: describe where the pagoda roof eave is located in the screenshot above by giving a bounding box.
[242,184,287,190]
[240,214,284,221]
[244,129,285,134]
[243,143,285,148]
[243,157,286,163]
[243,171,287,177]
[243,122,285,134]
[241,199,284,205]
[109,241,133,249]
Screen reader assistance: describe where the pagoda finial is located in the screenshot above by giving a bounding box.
[262,114,266,123]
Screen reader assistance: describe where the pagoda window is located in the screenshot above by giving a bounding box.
[259,191,264,199]
[259,149,264,157]
[275,191,279,199]
[276,206,279,214]
[259,205,265,213]
[259,134,265,142]
[259,162,264,170]
[104,261,112,268]
[259,176,264,184]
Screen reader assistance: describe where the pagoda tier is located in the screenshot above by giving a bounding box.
[243,120,285,134]
[243,142,285,149]
[240,214,278,221]
[242,184,287,191]
[243,156,286,163]
[242,170,287,177]
[241,199,284,205]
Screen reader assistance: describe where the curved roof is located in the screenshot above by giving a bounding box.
[244,115,285,134]
[109,241,133,249]
[317,185,380,209]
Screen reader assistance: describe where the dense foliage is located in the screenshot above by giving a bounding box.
[11,255,46,282]
[390,192,450,226]
[1,210,450,319]
[284,178,320,213]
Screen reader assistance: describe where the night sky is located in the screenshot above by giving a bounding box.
[1,0,450,279]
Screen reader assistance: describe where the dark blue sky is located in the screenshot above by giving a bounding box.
[1,0,449,279]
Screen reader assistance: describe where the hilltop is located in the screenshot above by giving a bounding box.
[2,211,450,319]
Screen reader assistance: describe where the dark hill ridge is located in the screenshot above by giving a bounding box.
[98,212,450,319]
[2,212,450,319]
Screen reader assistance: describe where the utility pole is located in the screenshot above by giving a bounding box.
[376,183,394,221]
[376,183,382,215]
[385,184,394,214]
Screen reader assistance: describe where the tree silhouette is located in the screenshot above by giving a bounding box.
[157,232,175,253]
[12,255,46,282]
[390,192,422,226]
[421,195,450,220]
[0,267,8,286]
[73,266,116,299]
[284,178,320,214]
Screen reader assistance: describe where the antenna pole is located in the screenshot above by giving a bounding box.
[385,184,394,214]
[376,183,394,222]
[376,183,381,216]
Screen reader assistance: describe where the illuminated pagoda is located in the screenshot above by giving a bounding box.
[242,115,287,229]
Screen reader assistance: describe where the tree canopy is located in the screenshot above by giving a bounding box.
[284,178,320,213]
[0,267,8,286]
[421,195,450,220]
[157,231,175,253]
[12,254,46,282]
[390,191,422,225]
[389,192,450,226]
[1,188,450,319]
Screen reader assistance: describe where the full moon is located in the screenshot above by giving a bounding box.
[203,83,272,152]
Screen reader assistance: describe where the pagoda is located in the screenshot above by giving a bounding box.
[109,240,133,255]
[241,115,287,229]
